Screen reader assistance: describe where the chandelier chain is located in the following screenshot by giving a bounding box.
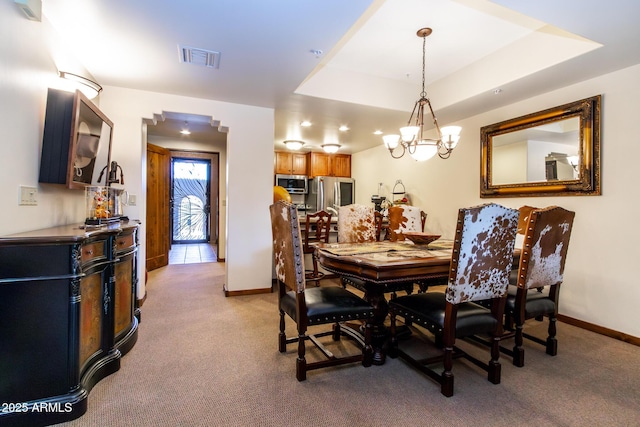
[421,33,427,99]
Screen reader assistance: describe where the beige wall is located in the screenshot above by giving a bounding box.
[1,4,275,298]
[353,63,640,338]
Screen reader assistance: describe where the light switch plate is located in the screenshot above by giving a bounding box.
[128,194,137,206]
[19,186,38,206]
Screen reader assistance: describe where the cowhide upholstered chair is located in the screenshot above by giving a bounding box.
[388,203,519,397]
[503,205,575,367]
[386,205,425,242]
[337,204,380,243]
[337,204,382,291]
[515,205,538,249]
[270,200,374,381]
[302,210,332,287]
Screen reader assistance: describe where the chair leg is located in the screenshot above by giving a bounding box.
[546,315,558,356]
[332,322,341,341]
[504,313,514,331]
[441,346,454,397]
[311,256,320,287]
[362,321,373,367]
[488,336,502,384]
[296,333,307,381]
[388,310,398,358]
[279,310,287,353]
[512,323,525,367]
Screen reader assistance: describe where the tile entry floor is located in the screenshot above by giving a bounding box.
[169,243,217,264]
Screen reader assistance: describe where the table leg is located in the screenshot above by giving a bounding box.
[364,282,389,365]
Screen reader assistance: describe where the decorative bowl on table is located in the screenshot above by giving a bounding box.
[403,232,441,245]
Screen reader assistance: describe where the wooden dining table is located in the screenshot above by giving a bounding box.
[315,240,455,365]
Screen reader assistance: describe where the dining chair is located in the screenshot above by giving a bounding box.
[388,203,519,397]
[386,205,424,241]
[499,205,575,367]
[270,200,374,381]
[337,204,379,243]
[337,204,381,292]
[514,205,538,249]
[302,210,332,287]
[382,204,432,297]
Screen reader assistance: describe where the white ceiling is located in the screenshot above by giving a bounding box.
[40,0,640,154]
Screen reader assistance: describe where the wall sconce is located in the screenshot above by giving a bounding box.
[58,71,103,99]
[567,155,579,171]
[14,0,41,21]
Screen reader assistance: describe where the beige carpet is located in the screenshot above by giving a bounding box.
[56,262,640,427]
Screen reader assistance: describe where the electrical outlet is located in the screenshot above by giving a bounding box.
[19,186,38,206]
[128,194,137,206]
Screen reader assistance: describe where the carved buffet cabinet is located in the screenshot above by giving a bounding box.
[0,221,140,426]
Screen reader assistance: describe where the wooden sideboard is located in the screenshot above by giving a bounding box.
[0,221,140,426]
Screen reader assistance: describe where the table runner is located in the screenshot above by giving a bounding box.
[320,239,453,257]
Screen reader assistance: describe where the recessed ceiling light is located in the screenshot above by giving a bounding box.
[373,130,383,135]
[339,125,349,131]
[300,121,312,127]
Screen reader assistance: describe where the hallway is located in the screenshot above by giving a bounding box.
[168,243,217,264]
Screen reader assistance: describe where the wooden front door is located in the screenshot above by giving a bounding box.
[146,143,170,271]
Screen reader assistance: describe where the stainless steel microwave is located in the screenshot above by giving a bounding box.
[275,174,308,194]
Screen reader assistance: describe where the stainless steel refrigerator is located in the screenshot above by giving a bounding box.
[305,176,355,215]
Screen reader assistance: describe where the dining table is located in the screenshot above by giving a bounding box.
[315,239,455,365]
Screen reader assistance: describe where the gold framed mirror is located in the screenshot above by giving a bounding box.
[480,95,601,197]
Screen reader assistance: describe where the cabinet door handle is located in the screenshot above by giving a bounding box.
[85,249,93,256]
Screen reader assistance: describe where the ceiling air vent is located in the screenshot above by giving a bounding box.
[178,45,220,69]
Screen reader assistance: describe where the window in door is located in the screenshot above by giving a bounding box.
[172,159,210,243]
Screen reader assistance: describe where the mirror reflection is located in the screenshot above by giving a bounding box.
[70,96,113,189]
[491,116,580,185]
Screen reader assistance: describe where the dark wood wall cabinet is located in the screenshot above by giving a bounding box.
[0,221,140,426]
[39,88,113,190]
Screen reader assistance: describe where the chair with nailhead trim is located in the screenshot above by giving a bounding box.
[270,200,374,381]
[388,203,518,397]
[499,206,575,367]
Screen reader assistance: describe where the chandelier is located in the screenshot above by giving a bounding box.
[382,28,461,161]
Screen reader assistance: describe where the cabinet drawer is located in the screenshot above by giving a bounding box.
[116,233,135,251]
[81,242,105,263]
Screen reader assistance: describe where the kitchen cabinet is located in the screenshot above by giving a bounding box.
[331,154,352,177]
[274,151,307,175]
[0,221,139,426]
[308,152,351,178]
